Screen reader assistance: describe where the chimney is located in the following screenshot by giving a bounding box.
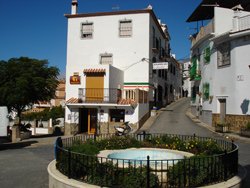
[71,0,78,15]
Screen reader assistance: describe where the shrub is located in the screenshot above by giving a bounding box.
[70,139,99,155]
[246,122,250,130]
[168,155,222,187]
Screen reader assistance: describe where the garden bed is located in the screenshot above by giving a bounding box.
[55,134,238,188]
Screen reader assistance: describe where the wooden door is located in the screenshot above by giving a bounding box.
[88,108,97,134]
[86,74,104,102]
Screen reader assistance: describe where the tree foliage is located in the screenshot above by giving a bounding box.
[22,106,64,121]
[0,57,59,119]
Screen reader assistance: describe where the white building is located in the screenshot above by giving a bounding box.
[64,1,181,135]
[187,1,250,131]
[179,58,191,97]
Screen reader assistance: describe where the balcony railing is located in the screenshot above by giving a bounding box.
[191,19,214,47]
[78,88,121,103]
[78,88,148,104]
[233,14,250,32]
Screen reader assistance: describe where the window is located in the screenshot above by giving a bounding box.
[110,109,125,122]
[81,22,93,39]
[217,42,230,67]
[153,27,156,48]
[170,84,173,94]
[203,46,211,63]
[203,83,210,100]
[156,38,159,50]
[100,54,113,65]
[119,20,132,37]
[164,70,167,80]
[158,69,162,78]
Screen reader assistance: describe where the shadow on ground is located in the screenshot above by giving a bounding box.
[242,165,250,188]
[0,140,38,150]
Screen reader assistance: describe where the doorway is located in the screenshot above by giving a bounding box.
[219,98,226,123]
[79,108,97,134]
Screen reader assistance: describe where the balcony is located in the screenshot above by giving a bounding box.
[233,14,250,32]
[78,88,120,103]
[191,19,214,47]
[74,88,148,105]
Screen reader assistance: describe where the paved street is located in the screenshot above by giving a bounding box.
[0,98,249,187]
[0,137,57,188]
[148,97,250,187]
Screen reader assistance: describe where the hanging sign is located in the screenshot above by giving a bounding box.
[70,75,81,84]
[153,62,168,70]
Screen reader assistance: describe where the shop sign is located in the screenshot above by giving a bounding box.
[70,75,81,84]
[153,62,168,70]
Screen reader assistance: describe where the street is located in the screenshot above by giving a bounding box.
[148,97,250,187]
[0,137,56,188]
[0,98,249,187]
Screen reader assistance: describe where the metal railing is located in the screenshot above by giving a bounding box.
[238,14,250,31]
[55,133,238,188]
[78,88,121,103]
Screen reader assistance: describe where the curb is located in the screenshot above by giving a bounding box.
[185,108,250,143]
[48,160,100,188]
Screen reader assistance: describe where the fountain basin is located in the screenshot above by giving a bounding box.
[98,148,193,169]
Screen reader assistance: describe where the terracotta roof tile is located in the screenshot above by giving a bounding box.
[66,97,80,104]
[83,68,106,73]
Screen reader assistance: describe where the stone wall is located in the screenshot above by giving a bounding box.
[64,123,78,136]
[99,122,137,134]
[212,114,250,132]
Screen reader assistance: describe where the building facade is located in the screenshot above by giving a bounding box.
[64,1,182,135]
[188,3,250,131]
[180,58,191,97]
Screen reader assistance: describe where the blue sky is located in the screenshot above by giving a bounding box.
[0,0,201,75]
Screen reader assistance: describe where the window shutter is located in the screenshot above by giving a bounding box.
[204,47,210,63]
[203,83,209,100]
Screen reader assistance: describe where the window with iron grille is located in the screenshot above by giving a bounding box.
[152,27,156,48]
[119,20,132,37]
[217,42,230,67]
[81,22,93,39]
[100,54,113,65]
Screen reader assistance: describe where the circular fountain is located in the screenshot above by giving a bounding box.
[98,148,193,168]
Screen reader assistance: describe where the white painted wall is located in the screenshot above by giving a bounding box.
[66,13,150,87]
[194,7,250,117]
[109,66,124,89]
[214,7,234,34]
[0,106,9,136]
[65,9,171,126]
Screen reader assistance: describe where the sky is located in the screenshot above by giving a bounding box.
[0,0,202,75]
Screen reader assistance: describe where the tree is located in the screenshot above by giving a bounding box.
[0,57,59,123]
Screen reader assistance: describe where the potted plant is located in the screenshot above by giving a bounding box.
[241,122,250,137]
[215,122,229,133]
